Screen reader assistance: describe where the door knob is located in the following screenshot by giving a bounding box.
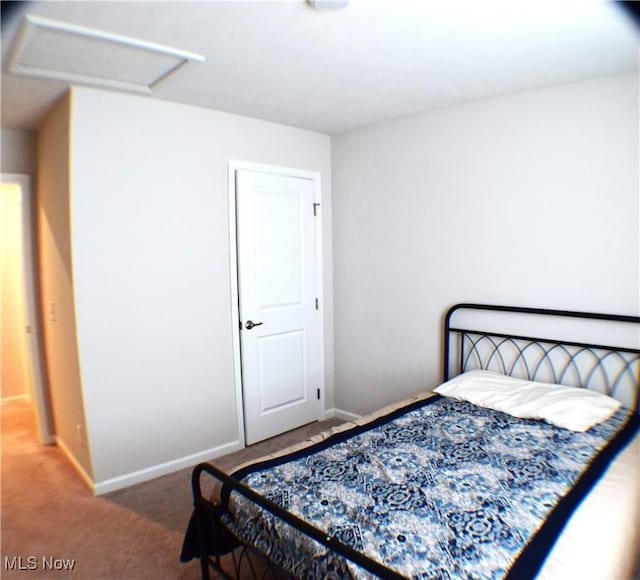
[245,320,263,330]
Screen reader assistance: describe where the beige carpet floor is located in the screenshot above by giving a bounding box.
[1,400,342,579]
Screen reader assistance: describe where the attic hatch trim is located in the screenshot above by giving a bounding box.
[7,14,205,95]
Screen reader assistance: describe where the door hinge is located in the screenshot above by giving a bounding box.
[313,203,320,216]
[317,388,321,400]
[315,297,319,310]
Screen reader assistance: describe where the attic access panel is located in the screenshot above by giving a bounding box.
[8,15,204,94]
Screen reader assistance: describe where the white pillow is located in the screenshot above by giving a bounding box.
[434,370,622,432]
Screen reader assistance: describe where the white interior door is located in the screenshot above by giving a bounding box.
[236,168,322,444]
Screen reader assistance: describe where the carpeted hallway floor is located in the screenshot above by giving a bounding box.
[1,400,342,579]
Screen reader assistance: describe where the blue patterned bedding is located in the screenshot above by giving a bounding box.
[223,395,638,579]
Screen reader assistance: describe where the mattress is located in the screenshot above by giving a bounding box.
[217,391,639,579]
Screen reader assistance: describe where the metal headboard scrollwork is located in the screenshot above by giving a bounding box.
[444,304,640,412]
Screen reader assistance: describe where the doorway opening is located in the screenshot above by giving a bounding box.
[1,173,54,444]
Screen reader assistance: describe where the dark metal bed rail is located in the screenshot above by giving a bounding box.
[444,304,640,410]
[192,462,407,580]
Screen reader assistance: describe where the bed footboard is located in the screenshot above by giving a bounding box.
[187,463,288,579]
[187,462,404,580]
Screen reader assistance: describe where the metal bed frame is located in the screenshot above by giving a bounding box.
[444,304,640,411]
[188,303,640,579]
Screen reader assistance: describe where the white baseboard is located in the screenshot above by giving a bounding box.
[324,407,361,422]
[93,439,244,496]
[56,436,95,492]
[1,394,30,405]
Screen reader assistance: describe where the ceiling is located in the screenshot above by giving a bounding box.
[1,1,638,135]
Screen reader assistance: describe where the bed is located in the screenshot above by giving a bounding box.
[181,303,640,579]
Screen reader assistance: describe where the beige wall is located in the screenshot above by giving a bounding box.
[38,94,93,480]
[1,185,30,400]
[1,129,37,175]
[332,73,639,415]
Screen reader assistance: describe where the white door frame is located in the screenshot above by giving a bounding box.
[1,173,55,444]
[228,161,325,447]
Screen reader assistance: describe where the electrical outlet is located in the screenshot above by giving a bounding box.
[76,424,84,447]
[49,301,56,322]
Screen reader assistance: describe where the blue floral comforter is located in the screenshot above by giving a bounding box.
[223,395,638,579]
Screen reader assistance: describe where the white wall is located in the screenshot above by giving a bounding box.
[332,73,639,415]
[68,87,333,488]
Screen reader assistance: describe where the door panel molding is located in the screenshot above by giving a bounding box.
[228,161,324,448]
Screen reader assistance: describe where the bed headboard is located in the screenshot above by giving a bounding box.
[444,304,640,412]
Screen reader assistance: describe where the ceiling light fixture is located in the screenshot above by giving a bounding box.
[307,0,349,9]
